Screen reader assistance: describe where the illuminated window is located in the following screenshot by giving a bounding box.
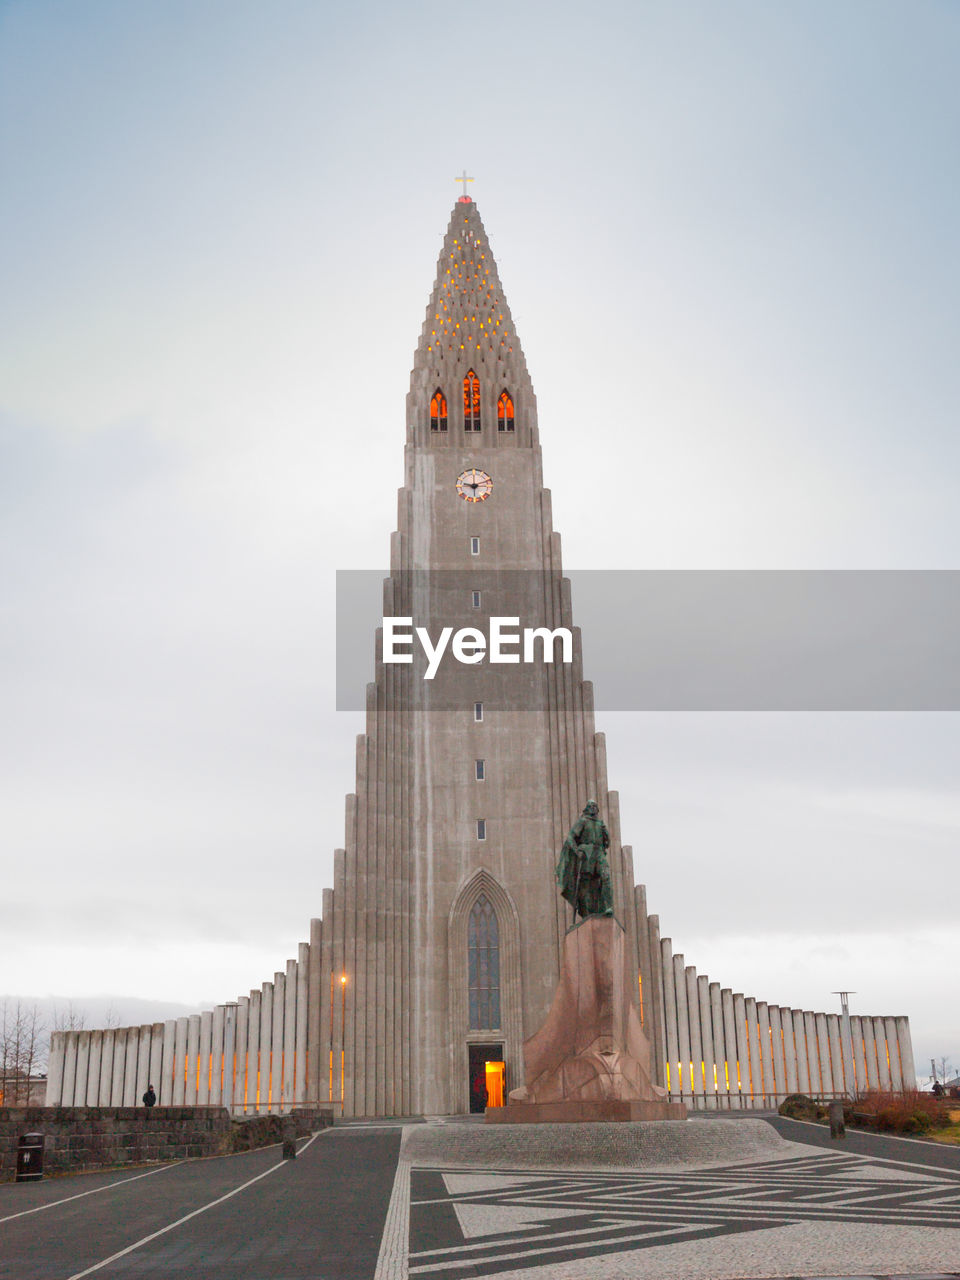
[430,390,448,432]
[472,590,481,608]
[497,390,515,432]
[475,758,485,780]
[476,818,486,840]
[468,894,500,1030]
[463,370,481,431]
[474,701,483,722]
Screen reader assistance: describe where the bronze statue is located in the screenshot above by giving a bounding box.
[556,800,613,920]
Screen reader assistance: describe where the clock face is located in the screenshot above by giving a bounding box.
[456,468,493,502]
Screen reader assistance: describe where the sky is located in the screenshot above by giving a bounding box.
[1,0,958,1079]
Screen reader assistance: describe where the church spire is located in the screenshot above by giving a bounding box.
[407,201,537,445]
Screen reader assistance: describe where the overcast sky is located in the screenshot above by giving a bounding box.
[1,0,957,1078]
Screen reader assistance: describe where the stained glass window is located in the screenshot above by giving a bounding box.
[464,371,481,431]
[468,894,501,1030]
[497,390,515,431]
[430,390,448,431]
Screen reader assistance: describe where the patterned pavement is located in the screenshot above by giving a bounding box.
[407,1153,960,1278]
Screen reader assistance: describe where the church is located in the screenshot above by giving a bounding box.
[46,196,916,1117]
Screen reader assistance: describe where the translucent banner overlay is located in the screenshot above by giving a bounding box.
[336,570,960,711]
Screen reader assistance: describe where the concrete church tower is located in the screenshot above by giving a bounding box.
[47,198,917,1119]
[327,195,648,1116]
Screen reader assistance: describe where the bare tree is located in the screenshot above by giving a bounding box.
[1,999,46,1105]
[50,1000,86,1033]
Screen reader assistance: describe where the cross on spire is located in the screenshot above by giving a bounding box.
[455,169,474,201]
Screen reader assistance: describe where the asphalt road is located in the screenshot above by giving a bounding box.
[0,1128,401,1280]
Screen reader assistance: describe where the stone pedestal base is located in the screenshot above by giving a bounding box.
[486,1099,686,1124]
[488,915,686,1124]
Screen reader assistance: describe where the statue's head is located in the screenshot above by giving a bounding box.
[583,799,599,817]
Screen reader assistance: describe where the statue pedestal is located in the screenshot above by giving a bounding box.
[487,916,685,1124]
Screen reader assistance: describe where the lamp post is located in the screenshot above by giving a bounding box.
[832,991,856,1096]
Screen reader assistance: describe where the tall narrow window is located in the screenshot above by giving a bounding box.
[474,701,483,722]
[463,370,481,431]
[475,759,485,780]
[470,536,480,556]
[430,390,448,432]
[497,390,515,431]
[476,818,486,840]
[468,894,501,1030]
[471,590,481,608]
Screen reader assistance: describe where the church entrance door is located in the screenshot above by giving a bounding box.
[467,1043,504,1113]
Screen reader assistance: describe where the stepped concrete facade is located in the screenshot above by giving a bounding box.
[47,199,916,1115]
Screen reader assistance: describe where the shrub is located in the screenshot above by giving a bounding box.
[853,1090,949,1136]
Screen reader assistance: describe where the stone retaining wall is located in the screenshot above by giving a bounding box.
[0,1105,332,1181]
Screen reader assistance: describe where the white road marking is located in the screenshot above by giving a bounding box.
[65,1133,322,1280]
[0,1162,181,1224]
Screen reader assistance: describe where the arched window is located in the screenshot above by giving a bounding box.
[497,391,515,432]
[468,894,500,1029]
[430,390,448,432]
[463,370,481,432]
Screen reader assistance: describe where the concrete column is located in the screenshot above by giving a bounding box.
[234,999,249,1113]
[850,1016,867,1096]
[780,1008,799,1096]
[172,1018,188,1105]
[159,1020,176,1105]
[260,982,274,1110]
[197,1011,213,1105]
[307,919,323,1105]
[768,1006,787,1101]
[209,1007,225,1106]
[756,1003,775,1104]
[884,1016,903,1090]
[721,989,740,1109]
[60,1032,78,1107]
[186,1015,201,1105]
[319,888,335,1103]
[283,957,298,1108]
[74,1032,91,1106]
[660,938,680,1099]
[862,1014,880,1089]
[839,1006,857,1095]
[733,994,749,1104]
[148,1023,164,1102]
[296,943,309,1104]
[815,1012,834,1093]
[87,1032,103,1108]
[685,967,705,1106]
[247,991,261,1114]
[709,982,725,1106]
[46,1032,65,1107]
[673,954,691,1104]
[134,1027,151,1106]
[827,1014,845,1096]
[895,1016,916,1088]
[792,1010,809,1095]
[222,1005,238,1113]
[123,1029,141,1107]
[803,1012,820,1093]
[110,1029,127,1106]
[647,913,666,1088]
[696,974,716,1107]
[745,998,763,1107]
[271,973,286,1112]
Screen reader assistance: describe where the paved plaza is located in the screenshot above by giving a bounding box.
[0,1118,957,1279]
